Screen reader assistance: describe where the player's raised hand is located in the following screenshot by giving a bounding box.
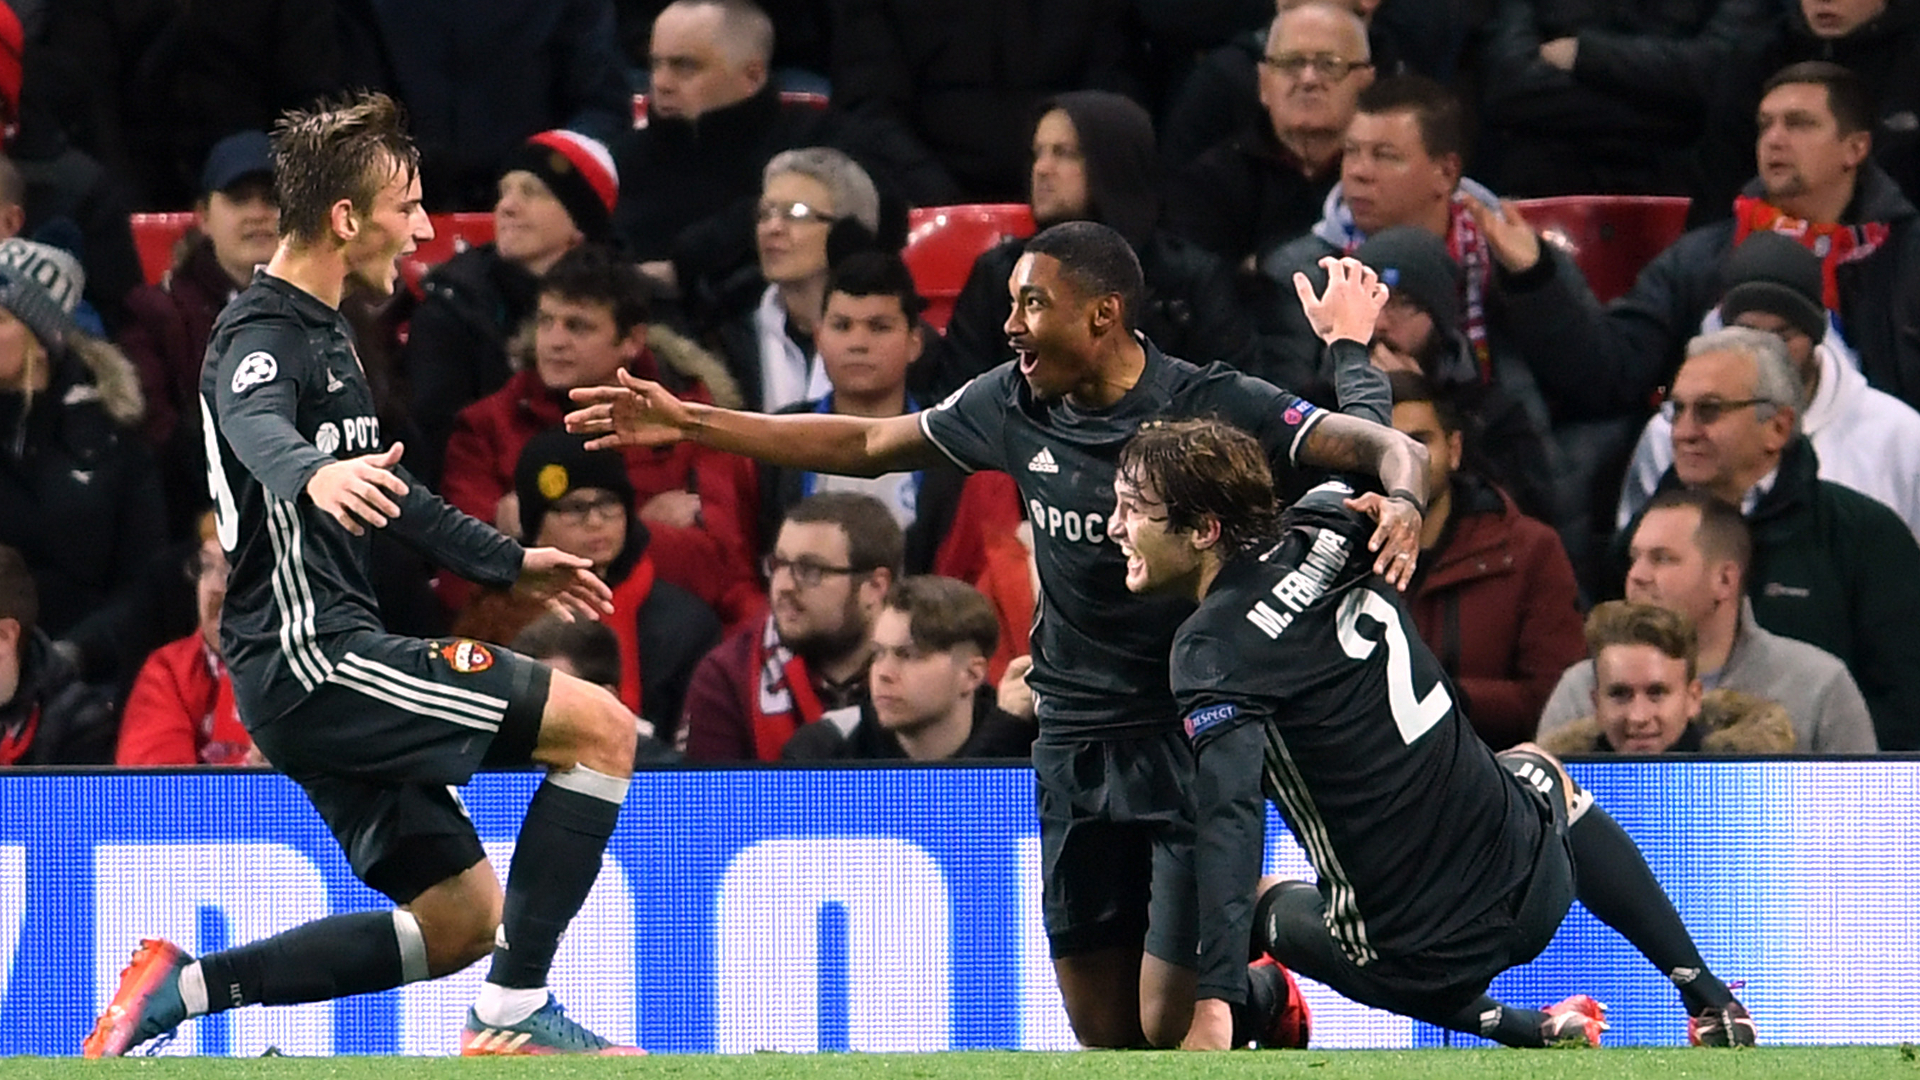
[1344,491,1424,590]
[514,547,615,622]
[306,443,409,535]
[566,370,696,451]
[1293,256,1390,346]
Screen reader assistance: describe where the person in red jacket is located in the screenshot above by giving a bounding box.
[439,244,764,625]
[118,131,280,539]
[116,515,253,766]
[1391,371,1586,749]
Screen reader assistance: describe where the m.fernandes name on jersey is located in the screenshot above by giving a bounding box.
[1246,528,1350,640]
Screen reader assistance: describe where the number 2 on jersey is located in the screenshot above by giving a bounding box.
[1334,587,1452,744]
[200,394,240,551]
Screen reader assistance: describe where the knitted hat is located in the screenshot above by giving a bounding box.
[513,428,634,541]
[1353,226,1463,331]
[0,242,78,350]
[0,237,85,315]
[1719,231,1827,343]
[501,130,619,244]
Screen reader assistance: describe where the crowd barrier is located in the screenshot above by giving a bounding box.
[0,759,1912,1055]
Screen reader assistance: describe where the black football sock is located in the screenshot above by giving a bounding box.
[486,765,628,989]
[1569,804,1733,1013]
[194,911,425,1010]
[1228,961,1283,1046]
[1443,996,1552,1048]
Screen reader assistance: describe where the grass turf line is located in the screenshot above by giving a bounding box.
[0,1049,1909,1080]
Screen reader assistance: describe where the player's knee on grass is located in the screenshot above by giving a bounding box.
[408,860,505,976]
[1139,955,1198,1048]
[534,671,638,776]
[1055,949,1149,1048]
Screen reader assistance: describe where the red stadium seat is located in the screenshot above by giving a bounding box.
[631,90,828,127]
[1509,195,1692,304]
[903,204,1037,332]
[399,212,496,296]
[129,212,197,285]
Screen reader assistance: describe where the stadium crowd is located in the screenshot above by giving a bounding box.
[2,0,1917,770]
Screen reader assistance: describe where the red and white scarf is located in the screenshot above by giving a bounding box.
[1733,195,1890,311]
[749,615,826,761]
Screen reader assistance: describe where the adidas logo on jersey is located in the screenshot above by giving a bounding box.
[1027,447,1060,473]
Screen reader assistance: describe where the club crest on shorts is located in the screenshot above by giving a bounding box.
[439,639,494,674]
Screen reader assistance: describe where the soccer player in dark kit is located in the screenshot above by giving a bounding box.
[567,220,1428,1048]
[1109,415,1756,1049]
[85,92,646,1058]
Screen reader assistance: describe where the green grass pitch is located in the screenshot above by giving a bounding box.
[0,1048,1912,1080]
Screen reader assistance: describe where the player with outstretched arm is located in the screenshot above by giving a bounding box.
[569,219,1427,1049]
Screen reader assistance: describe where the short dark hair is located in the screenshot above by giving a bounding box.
[1762,61,1873,136]
[0,544,37,636]
[539,244,652,336]
[1386,370,1463,435]
[511,614,623,689]
[883,576,998,657]
[826,250,926,320]
[1356,75,1467,160]
[1023,221,1144,330]
[1586,600,1698,681]
[272,90,420,245]
[784,492,906,576]
[1118,418,1280,554]
[1641,489,1753,579]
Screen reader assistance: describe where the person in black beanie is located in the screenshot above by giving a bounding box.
[931,90,1258,398]
[454,427,720,748]
[403,129,621,484]
[1341,226,1558,525]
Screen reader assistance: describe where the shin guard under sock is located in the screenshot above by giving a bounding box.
[485,765,628,989]
[194,911,426,1011]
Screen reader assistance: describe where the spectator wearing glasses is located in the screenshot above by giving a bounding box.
[1616,326,1920,749]
[1618,231,1920,542]
[454,430,721,747]
[115,513,253,766]
[713,147,881,412]
[782,575,1034,761]
[680,492,902,761]
[1166,3,1375,270]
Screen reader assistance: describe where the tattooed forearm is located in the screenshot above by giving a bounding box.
[1298,414,1431,503]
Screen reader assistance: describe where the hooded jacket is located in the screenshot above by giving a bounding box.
[1622,436,1920,749]
[1539,597,1878,753]
[1620,331,1920,542]
[438,326,765,626]
[1498,164,1920,418]
[1408,473,1586,750]
[0,336,163,674]
[1538,687,1797,756]
[933,91,1256,397]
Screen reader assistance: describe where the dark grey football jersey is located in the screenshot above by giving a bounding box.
[1173,483,1542,966]
[202,273,523,726]
[920,337,1325,737]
